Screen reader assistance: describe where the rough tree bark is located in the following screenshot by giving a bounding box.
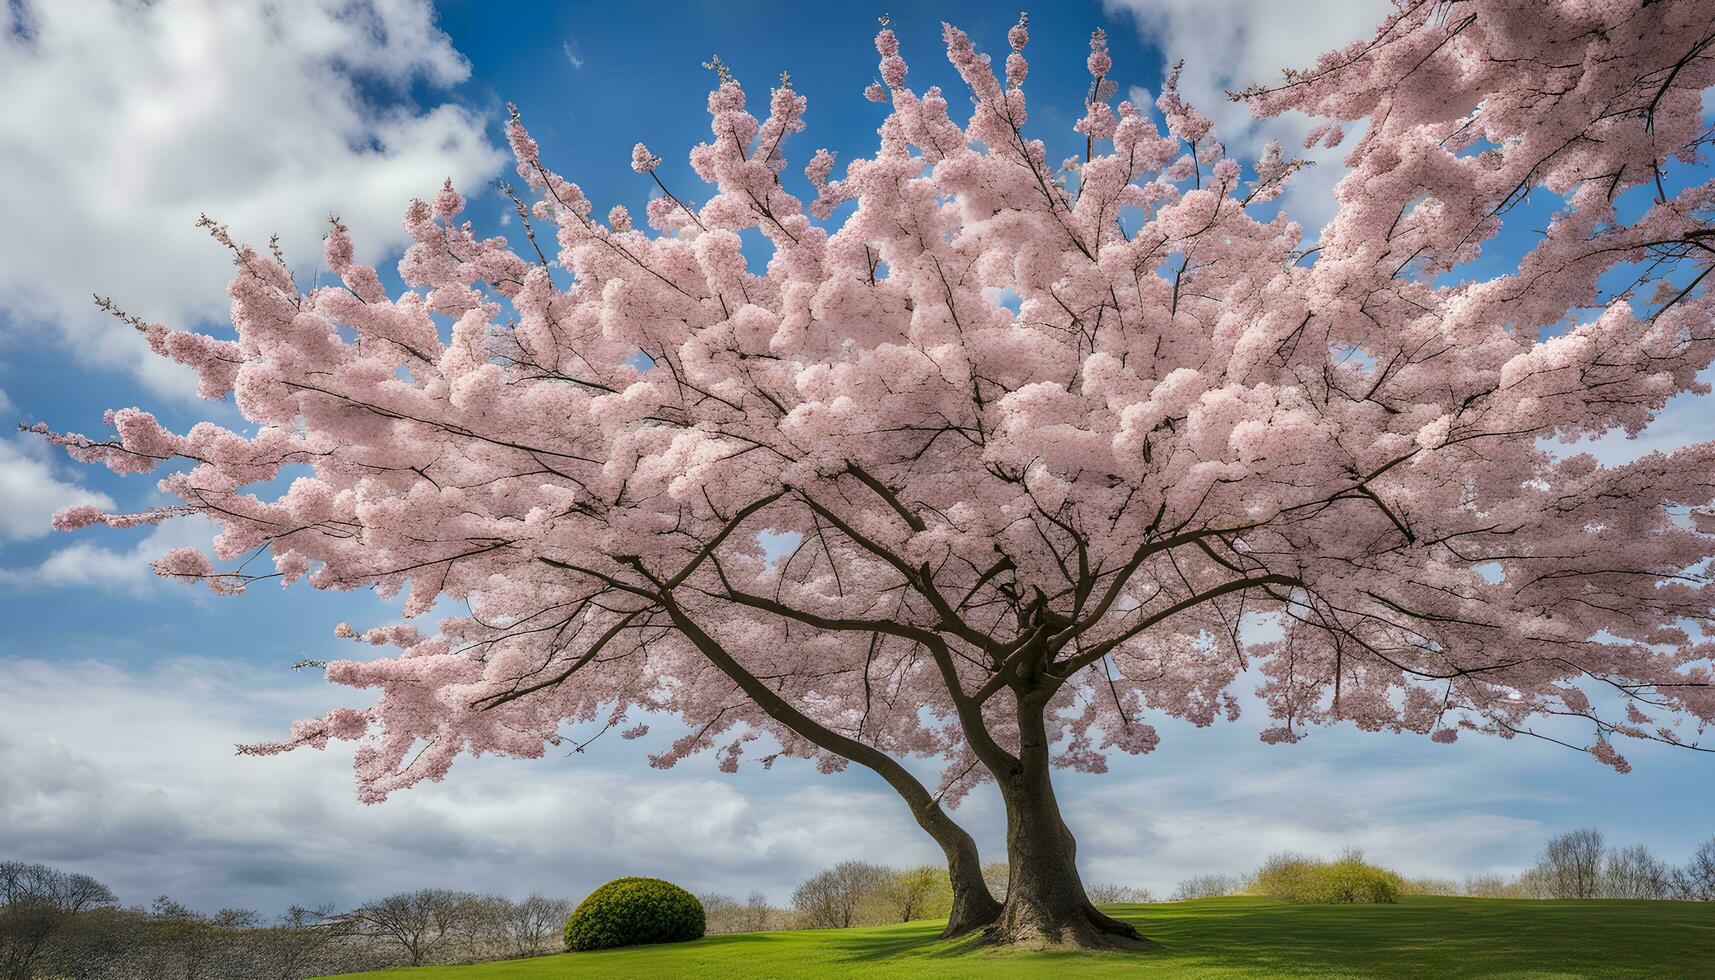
[984,688,1146,949]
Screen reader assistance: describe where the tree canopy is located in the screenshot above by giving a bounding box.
[38,0,1715,947]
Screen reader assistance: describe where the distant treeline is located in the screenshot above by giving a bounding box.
[4,829,1711,977]
[1170,829,1715,902]
[0,864,567,980]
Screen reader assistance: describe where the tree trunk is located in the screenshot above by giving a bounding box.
[940,830,1003,938]
[658,600,1001,937]
[985,690,1147,949]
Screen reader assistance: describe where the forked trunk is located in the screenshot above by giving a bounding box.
[943,844,1003,938]
[661,604,1000,937]
[985,690,1147,949]
[930,809,1003,938]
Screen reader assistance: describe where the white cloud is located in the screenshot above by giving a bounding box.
[1058,744,1555,890]
[0,515,214,593]
[1105,0,1391,235]
[0,655,937,914]
[562,39,585,70]
[0,0,506,399]
[0,435,113,541]
[1549,365,1715,466]
[5,647,1705,916]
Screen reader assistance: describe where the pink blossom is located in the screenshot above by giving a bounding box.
[630,142,661,174]
[1086,28,1111,78]
[37,6,1715,860]
[1590,740,1632,774]
[153,547,212,581]
[51,504,107,531]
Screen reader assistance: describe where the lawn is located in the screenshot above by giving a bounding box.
[319,895,1715,979]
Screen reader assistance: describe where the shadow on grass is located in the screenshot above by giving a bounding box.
[815,915,1173,966]
[817,925,953,963]
[796,897,1715,977]
[1114,896,1715,978]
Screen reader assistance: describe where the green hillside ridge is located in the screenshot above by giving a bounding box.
[319,895,1715,979]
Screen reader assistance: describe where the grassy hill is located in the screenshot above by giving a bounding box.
[320,895,1715,979]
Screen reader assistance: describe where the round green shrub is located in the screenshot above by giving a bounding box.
[564,877,705,951]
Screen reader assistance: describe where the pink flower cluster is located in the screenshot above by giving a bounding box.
[43,2,1715,805]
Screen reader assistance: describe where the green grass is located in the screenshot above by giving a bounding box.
[319,895,1715,979]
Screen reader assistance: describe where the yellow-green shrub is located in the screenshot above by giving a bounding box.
[1315,857,1404,903]
[1253,852,1403,904]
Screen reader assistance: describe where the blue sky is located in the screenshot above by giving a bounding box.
[1,0,1711,916]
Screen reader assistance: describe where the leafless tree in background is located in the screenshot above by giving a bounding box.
[500,894,572,957]
[1670,838,1715,901]
[1400,877,1462,896]
[741,892,773,933]
[342,888,480,966]
[0,861,117,980]
[791,862,892,929]
[703,891,785,934]
[1601,845,1671,899]
[248,905,349,980]
[699,893,744,934]
[148,897,260,979]
[1085,883,1154,904]
[1171,874,1241,901]
[457,893,576,957]
[1532,829,1606,899]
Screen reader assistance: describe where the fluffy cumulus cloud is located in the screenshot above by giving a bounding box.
[9,652,1696,915]
[1105,0,1391,234]
[0,0,505,398]
[0,516,217,595]
[0,656,947,914]
[0,435,113,542]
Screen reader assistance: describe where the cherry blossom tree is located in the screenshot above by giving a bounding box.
[37,0,1715,948]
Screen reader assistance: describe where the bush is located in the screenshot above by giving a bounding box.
[1252,853,1319,902]
[563,878,704,952]
[1253,852,1402,904]
[1315,857,1404,904]
[873,866,953,923]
